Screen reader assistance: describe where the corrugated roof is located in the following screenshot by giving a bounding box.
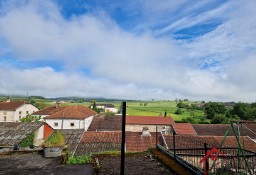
[173,123,197,135]
[32,106,67,115]
[0,101,26,111]
[126,116,174,125]
[0,122,44,146]
[44,106,97,119]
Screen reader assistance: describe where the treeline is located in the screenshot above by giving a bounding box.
[205,102,256,123]
[176,101,256,124]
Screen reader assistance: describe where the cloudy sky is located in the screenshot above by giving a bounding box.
[0,0,255,101]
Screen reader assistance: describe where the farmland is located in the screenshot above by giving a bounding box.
[0,96,205,123]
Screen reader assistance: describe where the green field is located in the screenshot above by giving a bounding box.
[1,96,206,123]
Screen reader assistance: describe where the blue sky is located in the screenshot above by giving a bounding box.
[0,0,256,101]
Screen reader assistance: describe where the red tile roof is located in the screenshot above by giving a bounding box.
[163,135,256,152]
[173,123,197,135]
[81,131,122,143]
[126,132,157,152]
[126,116,174,125]
[244,123,256,133]
[32,106,67,115]
[0,101,26,111]
[87,115,122,131]
[44,106,97,119]
[192,124,256,139]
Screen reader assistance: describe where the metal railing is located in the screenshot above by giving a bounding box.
[156,126,256,175]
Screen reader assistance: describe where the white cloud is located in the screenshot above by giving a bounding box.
[0,0,256,102]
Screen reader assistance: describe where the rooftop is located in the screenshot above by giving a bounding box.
[126,116,175,125]
[44,106,97,120]
[172,123,197,135]
[32,106,67,115]
[0,101,26,111]
[0,122,44,146]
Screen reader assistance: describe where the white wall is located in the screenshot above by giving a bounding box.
[0,111,15,122]
[33,125,44,146]
[84,116,94,131]
[0,104,38,122]
[105,108,118,113]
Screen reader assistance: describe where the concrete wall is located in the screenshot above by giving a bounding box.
[0,104,39,122]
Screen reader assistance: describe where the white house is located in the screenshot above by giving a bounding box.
[0,101,39,122]
[32,104,67,120]
[95,104,118,113]
[44,106,97,130]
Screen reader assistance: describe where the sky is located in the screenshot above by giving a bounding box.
[0,0,255,102]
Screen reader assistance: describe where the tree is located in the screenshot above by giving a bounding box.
[231,102,250,120]
[204,102,226,119]
[105,111,115,117]
[211,114,229,124]
[20,115,41,122]
[174,108,183,114]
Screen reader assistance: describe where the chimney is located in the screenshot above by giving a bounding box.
[141,127,151,137]
[6,98,11,102]
[55,101,61,108]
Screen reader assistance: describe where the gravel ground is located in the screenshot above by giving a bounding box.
[96,153,174,175]
[0,153,94,175]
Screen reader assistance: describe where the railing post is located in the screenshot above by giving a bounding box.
[120,102,126,175]
[204,143,209,173]
[172,125,176,159]
[156,126,158,148]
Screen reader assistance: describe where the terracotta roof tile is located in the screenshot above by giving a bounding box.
[32,106,67,115]
[126,116,174,125]
[87,115,122,131]
[126,132,157,152]
[244,123,256,133]
[44,106,97,119]
[0,101,26,111]
[192,124,256,139]
[163,135,256,153]
[173,123,197,135]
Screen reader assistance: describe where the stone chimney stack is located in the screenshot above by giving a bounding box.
[141,127,151,137]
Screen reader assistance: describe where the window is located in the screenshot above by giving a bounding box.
[4,116,6,122]
[161,126,166,135]
[19,116,21,120]
[54,123,58,127]
[19,111,22,115]
[70,123,75,127]
[26,111,29,115]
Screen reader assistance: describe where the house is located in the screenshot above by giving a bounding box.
[0,122,51,147]
[32,102,68,120]
[95,104,118,113]
[0,101,39,122]
[126,115,175,134]
[44,106,97,130]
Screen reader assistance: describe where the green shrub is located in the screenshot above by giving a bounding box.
[43,130,65,147]
[67,155,92,164]
[19,133,35,147]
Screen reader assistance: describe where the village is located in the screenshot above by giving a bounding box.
[0,98,256,174]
